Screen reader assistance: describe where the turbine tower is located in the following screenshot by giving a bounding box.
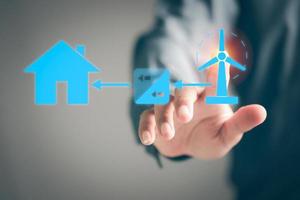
[198,29,246,104]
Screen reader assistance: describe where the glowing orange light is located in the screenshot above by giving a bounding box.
[195,30,251,85]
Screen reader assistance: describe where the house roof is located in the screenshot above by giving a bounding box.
[24,40,100,73]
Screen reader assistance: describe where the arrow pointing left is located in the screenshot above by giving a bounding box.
[92,80,131,90]
[174,80,212,89]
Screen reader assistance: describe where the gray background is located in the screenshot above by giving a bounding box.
[0,0,233,199]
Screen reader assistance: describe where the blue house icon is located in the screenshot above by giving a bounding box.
[24,40,100,105]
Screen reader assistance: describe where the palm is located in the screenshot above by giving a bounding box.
[154,92,234,159]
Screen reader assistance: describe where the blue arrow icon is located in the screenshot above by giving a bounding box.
[92,80,130,90]
[174,80,212,89]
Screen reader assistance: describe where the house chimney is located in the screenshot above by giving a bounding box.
[76,44,86,56]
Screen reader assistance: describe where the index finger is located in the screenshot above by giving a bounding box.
[174,87,202,123]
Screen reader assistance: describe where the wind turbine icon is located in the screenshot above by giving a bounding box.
[198,29,246,104]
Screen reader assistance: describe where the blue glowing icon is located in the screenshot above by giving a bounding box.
[134,68,170,105]
[198,29,246,104]
[92,80,130,90]
[174,80,211,89]
[24,40,100,105]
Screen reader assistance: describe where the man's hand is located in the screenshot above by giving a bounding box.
[138,65,267,159]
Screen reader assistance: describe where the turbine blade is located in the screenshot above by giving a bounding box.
[225,57,246,71]
[219,29,225,51]
[197,57,218,71]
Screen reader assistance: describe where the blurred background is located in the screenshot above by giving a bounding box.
[0,0,232,199]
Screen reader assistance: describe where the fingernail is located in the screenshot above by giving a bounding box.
[178,105,191,120]
[142,131,151,145]
[161,122,174,139]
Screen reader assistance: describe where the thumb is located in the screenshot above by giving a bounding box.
[219,104,267,148]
